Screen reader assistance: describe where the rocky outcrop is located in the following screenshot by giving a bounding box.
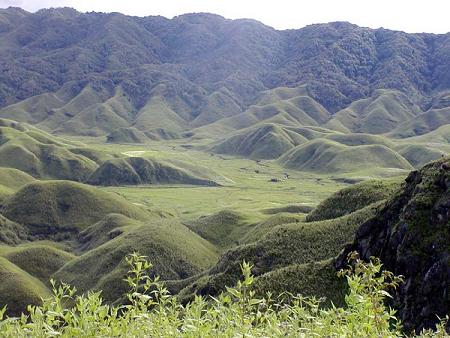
[336,156,450,332]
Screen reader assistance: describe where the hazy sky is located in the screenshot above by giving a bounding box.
[1,0,449,33]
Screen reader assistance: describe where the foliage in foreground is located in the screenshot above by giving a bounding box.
[0,253,448,337]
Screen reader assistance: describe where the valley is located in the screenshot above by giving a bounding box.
[0,6,449,335]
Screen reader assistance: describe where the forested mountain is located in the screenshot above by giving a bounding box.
[1,7,449,133]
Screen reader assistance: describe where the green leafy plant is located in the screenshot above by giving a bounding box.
[0,252,447,337]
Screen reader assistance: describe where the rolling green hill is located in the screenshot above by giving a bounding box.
[278,139,413,174]
[210,124,308,159]
[388,106,450,138]
[0,119,98,180]
[88,157,218,186]
[2,180,152,236]
[395,144,448,167]
[0,243,75,284]
[0,257,51,316]
[106,127,151,144]
[178,202,381,303]
[0,214,28,245]
[0,167,35,203]
[325,90,421,134]
[54,218,219,303]
[306,177,403,222]
[185,210,253,250]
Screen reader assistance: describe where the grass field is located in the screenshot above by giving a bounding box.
[54,135,420,223]
[83,142,345,221]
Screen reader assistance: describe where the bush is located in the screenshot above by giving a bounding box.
[0,253,447,337]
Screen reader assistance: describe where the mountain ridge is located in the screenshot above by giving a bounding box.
[1,7,449,119]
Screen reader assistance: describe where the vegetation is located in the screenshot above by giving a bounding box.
[306,176,404,221]
[0,120,98,181]
[279,139,413,174]
[2,180,152,235]
[88,157,218,186]
[0,8,449,334]
[0,253,448,337]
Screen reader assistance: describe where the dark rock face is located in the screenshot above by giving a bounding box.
[336,157,450,332]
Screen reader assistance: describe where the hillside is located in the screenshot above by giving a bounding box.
[278,139,413,174]
[88,157,218,186]
[55,218,219,302]
[0,118,98,180]
[210,124,308,159]
[0,9,450,137]
[2,180,152,235]
[0,7,449,333]
[178,202,382,303]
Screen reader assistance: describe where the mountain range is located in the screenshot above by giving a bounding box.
[0,6,449,333]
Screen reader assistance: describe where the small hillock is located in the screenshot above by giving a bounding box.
[88,157,218,186]
[211,124,307,159]
[279,139,413,173]
[2,180,151,235]
[55,218,219,303]
[306,177,403,222]
[106,127,150,144]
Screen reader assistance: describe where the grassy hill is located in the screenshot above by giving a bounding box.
[88,157,218,186]
[278,139,413,174]
[388,106,450,138]
[0,167,35,203]
[54,218,219,303]
[0,257,51,316]
[0,214,28,245]
[0,243,75,284]
[325,90,421,134]
[395,144,448,167]
[210,123,308,159]
[306,177,404,222]
[2,180,152,236]
[0,118,98,180]
[185,210,253,250]
[194,89,331,139]
[106,127,150,144]
[178,202,381,303]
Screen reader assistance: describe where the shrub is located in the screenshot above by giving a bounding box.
[0,253,447,337]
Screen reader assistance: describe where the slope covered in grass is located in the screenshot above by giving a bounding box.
[323,132,395,147]
[306,177,403,222]
[395,144,448,168]
[0,243,74,284]
[179,203,381,301]
[0,119,98,180]
[325,90,421,134]
[211,124,307,159]
[185,210,253,250]
[0,167,35,202]
[253,259,346,306]
[0,256,51,316]
[278,139,413,174]
[2,180,152,235]
[55,218,219,302]
[88,157,218,186]
[388,106,450,138]
[106,127,150,144]
[0,214,28,245]
[194,89,331,139]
